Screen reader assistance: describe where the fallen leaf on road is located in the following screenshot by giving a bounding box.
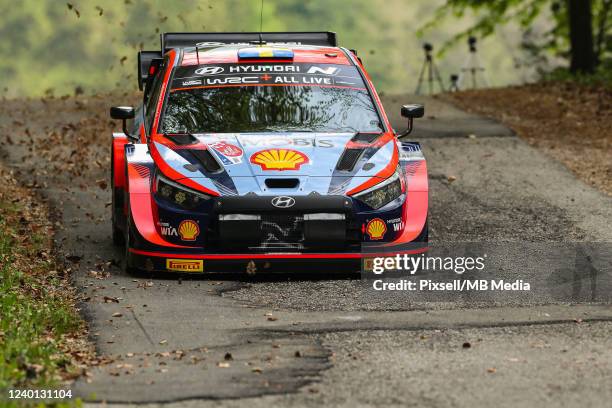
[96,179,107,189]
[267,316,278,321]
[447,175,457,183]
[487,367,497,373]
[159,339,168,345]
[462,342,471,349]
[252,367,263,373]
[111,312,123,318]
[217,362,230,368]
[507,357,520,363]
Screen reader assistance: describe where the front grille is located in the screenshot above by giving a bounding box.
[252,214,305,252]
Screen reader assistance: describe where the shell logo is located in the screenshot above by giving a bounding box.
[178,220,200,241]
[250,149,309,171]
[366,218,387,240]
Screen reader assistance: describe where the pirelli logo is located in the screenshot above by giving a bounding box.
[166,259,204,273]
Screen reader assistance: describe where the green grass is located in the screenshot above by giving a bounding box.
[0,205,84,407]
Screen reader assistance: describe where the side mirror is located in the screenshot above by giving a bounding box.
[399,104,424,137]
[110,106,136,140]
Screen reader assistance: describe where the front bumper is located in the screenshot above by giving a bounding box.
[127,188,428,273]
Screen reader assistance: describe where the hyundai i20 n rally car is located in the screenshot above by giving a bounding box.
[110,32,428,273]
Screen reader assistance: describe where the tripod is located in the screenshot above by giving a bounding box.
[415,43,445,95]
[459,37,488,89]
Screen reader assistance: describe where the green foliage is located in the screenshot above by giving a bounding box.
[0,206,82,407]
[542,63,612,87]
[0,0,541,96]
[421,0,612,71]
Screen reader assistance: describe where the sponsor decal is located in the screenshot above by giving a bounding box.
[250,149,309,171]
[239,137,333,148]
[271,75,333,85]
[166,259,204,273]
[366,218,387,240]
[173,63,365,91]
[158,221,178,237]
[228,65,300,73]
[271,196,296,208]
[195,41,304,48]
[208,141,243,165]
[178,220,200,241]
[195,66,224,75]
[387,217,405,232]
[201,76,260,86]
[195,41,226,47]
[182,80,202,87]
[306,66,339,75]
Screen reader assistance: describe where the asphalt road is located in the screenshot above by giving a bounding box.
[0,93,611,407]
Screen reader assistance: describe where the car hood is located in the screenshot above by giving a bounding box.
[152,132,397,196]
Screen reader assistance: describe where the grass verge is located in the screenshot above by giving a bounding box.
[0,168,92,407]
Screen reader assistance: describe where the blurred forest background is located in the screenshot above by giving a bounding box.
[0,0,608,98]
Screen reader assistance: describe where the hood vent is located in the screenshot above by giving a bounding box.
[352,132,382,143]
[166,134,198,145]
[265,178,299,189]
[336,148,364,171]
[191,150,222,173]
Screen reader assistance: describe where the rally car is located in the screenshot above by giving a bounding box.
[110,32,428,273]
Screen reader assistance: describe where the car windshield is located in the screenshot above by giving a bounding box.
[161,62,383,134]
[162,86,383,133]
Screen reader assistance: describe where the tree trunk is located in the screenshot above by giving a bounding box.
[568,0,596,73]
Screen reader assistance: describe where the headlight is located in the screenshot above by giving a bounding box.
[353,169,402,209]
[154,174,211,210]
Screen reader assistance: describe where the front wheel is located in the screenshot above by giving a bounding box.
[111,147,125,246]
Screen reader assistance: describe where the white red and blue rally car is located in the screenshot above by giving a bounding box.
[110,32,428,273]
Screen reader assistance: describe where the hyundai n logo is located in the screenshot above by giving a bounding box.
[306,66,339,75]
[271,196,295,208]
[195,66,224,75]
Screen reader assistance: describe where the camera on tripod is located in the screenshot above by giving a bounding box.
[415,42,444,94]
[468,36,477,52]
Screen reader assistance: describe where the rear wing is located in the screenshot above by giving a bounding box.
[160,31,337,53]
[137,50,163,91]
[136,32,337,90]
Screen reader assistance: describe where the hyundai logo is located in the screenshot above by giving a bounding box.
[194,66,224,75]
[271,196,295,208]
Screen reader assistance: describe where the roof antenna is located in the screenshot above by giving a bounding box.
[258,0,264,44]
[195,45,200,65]
[259,0,264,32]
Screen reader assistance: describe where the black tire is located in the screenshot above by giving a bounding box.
[112,222,125,246]
[110,146,125,246]
[122,195,149,277]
